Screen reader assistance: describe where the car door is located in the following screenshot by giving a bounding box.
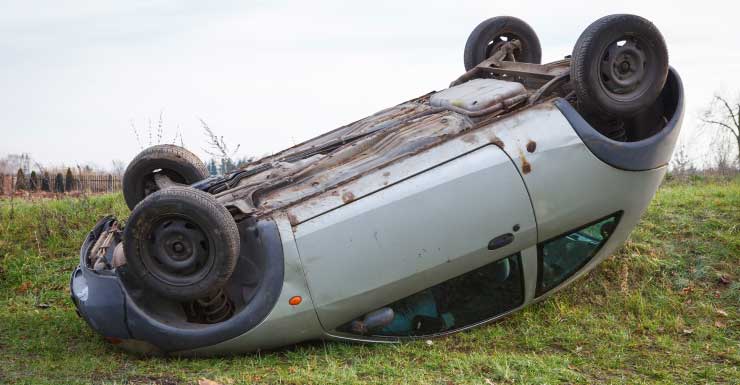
[292,144,537,332]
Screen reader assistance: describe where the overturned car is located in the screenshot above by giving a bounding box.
[71,14,683,356]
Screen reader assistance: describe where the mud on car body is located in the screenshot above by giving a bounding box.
[71,14,683,355]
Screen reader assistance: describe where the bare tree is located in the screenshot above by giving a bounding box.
[701,94,740,167]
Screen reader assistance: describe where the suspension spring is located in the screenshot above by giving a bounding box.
[185,289,234,324]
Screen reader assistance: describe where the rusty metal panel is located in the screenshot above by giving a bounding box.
[281,103,557,225]
[215,81,556,221]
[430,78,526,111]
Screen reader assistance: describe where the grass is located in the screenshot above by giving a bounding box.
[0,177,738,385]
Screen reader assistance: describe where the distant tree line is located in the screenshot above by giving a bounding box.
[13,168,78,193]
[206,156,254,176]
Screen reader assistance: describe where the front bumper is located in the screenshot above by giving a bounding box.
[70,215,299,355]
[70,216,132,342]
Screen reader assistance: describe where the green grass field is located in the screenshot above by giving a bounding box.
[0,176,738,385]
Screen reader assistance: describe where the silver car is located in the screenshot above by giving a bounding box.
[71,14,683,356]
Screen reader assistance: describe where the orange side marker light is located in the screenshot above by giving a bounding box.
[288,296,302,306]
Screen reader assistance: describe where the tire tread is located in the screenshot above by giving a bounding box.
[463,16,542,71]
[123,145,209,210]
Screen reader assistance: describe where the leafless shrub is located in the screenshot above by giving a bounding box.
[709,131,739,177]
[110,160,127,178]
[130,110,184,150]
[0,154,31,174]
[669,143,694,176]
[172,125,184,147]
[200,118,242,174]
[200,119,240,160]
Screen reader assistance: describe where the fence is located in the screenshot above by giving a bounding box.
[0,173,122,195]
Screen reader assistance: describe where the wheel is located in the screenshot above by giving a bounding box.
[464,16,542,71]
[123,144,209,210]
[570,14,668,118]
[122,186,240,302]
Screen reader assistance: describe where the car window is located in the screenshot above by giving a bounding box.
[536,213,621,296]
[339,253,523,337]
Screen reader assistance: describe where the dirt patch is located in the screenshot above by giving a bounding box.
[462,135,479,144]
[341,191,355,203]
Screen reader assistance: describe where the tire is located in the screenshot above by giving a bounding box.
[123,186,240,302]
[570,14,668,118]
[464,16,542,71]
[123,145,209,210]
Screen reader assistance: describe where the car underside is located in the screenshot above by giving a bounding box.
[71,14,684,355]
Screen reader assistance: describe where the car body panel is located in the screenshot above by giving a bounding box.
[311,99,666,343]
[71,51,684,354]
[476,101,667,302]
[177,85,674,351]
[174,214,324,356]
[293,144,536,330]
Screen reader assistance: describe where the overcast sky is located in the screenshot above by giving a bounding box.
[1,0,738,169]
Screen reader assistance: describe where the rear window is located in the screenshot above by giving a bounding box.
[536,213,621,296]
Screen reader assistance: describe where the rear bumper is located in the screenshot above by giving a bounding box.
[555,67,684,171]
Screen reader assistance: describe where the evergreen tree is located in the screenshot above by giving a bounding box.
[219,158,235,174]
[65,168,74,191]
[41,172,51,192]
[15,168,27,191]
[208,159,218,175]
[30,171,38,191]
[55,173,65,193]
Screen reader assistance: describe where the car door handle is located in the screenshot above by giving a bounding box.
[488,233,514,250]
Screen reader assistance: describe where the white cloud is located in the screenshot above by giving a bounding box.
[0,0,736,168]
